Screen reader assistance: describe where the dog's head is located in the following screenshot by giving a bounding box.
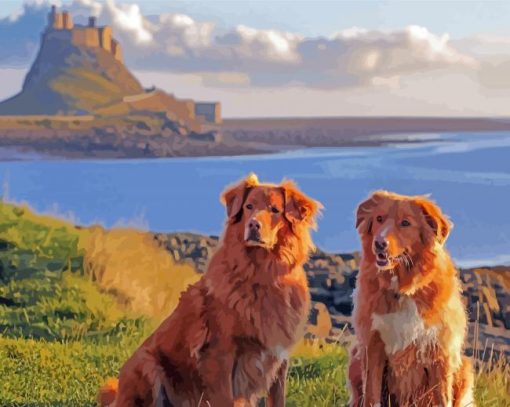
[355,190,452,273]
[221,173,321,253]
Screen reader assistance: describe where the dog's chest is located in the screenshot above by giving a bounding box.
[230,279,309,348]
[371,296,439,356]
[232,343,288,399]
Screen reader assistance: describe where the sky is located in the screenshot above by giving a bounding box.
[1,0,510,117]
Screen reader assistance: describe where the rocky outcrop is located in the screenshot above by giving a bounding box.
[0,116,231,159]
[154,232,510,360]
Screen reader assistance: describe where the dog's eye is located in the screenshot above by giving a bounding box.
[376,215,383,223]
[271,207,280,214]
[401,219,411,227]
[246,204,253,210]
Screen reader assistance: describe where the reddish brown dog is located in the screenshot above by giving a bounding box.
[99,173,321,407]
[348,191,474,407]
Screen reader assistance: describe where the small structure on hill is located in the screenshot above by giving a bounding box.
[47,6,123,62]
[195,102,222,125]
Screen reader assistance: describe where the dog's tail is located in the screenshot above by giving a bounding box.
[98,377,118,407]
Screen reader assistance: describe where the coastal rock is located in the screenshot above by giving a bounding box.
[155,231,510,359]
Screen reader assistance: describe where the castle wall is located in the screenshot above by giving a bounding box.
[51,12,64,30]
[47,7,124,63]
[111,40,123,62]
[99,27,112,52]
[62,12,73,30]
[124,91,197,126]
[72,27,100,48]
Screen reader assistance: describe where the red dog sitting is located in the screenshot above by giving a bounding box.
[99,173,321,406]
[348,191,474,407]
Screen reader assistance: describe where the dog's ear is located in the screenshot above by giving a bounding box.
[281,180,322,228]
[414,196,452,244]
[356,191,386,235]
[220,173,259,220]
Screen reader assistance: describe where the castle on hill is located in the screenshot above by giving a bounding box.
[47,5,123,63]
[45,5,221,124]
[0,5,221,125]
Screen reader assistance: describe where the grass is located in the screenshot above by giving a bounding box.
[0,200,508,406]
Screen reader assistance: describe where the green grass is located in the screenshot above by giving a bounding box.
[287,344,350,406]
[0,327,147,406]
[0,200,508,406]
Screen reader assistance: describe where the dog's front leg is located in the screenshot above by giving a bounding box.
[362,334,386,407]
[267,359,288,407]
[199,351,235,406]
[428,359,453,407]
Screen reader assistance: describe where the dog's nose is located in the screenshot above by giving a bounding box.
[374,238,388,251]
[248,219,261,231]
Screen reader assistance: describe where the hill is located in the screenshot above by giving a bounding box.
[0,7,221,126]
[0,26,142,116]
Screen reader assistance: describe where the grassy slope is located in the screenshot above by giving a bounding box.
[0,201,508,406]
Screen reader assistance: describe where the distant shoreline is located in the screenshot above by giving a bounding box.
[1,116,510,160]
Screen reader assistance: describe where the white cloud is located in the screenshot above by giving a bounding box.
[3,0,510,117]
[102,0,153,44]
[0,0,480,89]
[220,25,302,63]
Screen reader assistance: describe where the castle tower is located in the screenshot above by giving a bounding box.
[62,11,73,30]
[48,5,63,30]
[111,39,123,62]
[99,26,112,52]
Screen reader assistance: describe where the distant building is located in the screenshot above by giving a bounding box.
[195,102,222,125]
[47,5,123,62]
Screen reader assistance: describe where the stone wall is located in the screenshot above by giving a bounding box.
[47,7,123,63]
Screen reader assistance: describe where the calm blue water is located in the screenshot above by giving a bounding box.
[1,132,509,268]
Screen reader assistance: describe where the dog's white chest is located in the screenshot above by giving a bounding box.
[371,297,439,355]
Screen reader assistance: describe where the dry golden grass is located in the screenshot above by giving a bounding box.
[80,226,200,320]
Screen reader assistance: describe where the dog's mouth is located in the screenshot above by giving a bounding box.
[245,237,267,247]
[245,230,269,248]
[376,252,392,269]
[374,250,413,271]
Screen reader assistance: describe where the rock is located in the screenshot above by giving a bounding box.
[307,302,333,339]
[154,231,510,360]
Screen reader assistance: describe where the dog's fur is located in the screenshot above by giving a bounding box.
[348,191,474,407]
[99,173,321,407]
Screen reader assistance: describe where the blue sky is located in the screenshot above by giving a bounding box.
[2,0,510,117]
[4,0,510,38]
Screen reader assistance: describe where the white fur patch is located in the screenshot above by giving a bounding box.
[371,296,439,355]
[390,275,399,291]
[379,225,390,238]
[272,345,289,361]
[458,387,474,407]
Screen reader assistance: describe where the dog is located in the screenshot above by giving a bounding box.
[99,173,321,407]
[347,191,474,407]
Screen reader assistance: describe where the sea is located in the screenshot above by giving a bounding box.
[1,131,509,268]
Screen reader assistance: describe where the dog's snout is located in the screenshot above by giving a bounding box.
[248,219,261,231]
[374,238,388,251]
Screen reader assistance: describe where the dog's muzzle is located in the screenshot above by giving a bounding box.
[374,237,390,267]
[245,218,265,245]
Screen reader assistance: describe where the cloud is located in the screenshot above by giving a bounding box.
[102,1,152,44]
[0,0,479,89]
